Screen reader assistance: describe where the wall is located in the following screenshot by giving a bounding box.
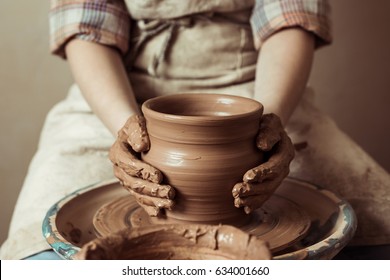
[0,2,73,245]
[0,1,389,250]
[309,0,390,170]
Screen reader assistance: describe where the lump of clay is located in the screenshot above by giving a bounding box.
[74,224,272,260]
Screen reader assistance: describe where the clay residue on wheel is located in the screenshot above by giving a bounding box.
[74,224,272,260]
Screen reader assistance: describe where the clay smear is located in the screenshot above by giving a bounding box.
[75,224,272,260]
[93,191,311,253]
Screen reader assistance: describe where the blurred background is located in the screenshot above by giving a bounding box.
[1,1,389,247]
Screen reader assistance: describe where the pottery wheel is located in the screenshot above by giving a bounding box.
[44,178,357,260]
[93,193,311,253]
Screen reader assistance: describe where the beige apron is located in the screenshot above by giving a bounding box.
[1,0,389,259]
[125,2,257,103]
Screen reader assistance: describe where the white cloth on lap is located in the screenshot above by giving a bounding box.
[0,85,115,260]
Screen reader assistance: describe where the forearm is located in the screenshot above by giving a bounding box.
[65,40,139,135]
[254,28,315,126]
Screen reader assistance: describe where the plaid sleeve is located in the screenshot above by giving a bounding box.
[49,0,131,58]
[250,0,332,49]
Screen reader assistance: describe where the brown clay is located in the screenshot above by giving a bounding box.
[141,94,264,224]
[75,224,272,260]
[109,116,162,183]
[93,192,311,253]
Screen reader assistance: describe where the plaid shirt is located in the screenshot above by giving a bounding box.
[49,0,332,58]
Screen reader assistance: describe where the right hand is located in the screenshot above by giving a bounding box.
[109,115,175,216]
[232,113,294,214]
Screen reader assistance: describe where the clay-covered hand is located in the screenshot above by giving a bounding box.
[109,115,175,216]
[232,113,295,214]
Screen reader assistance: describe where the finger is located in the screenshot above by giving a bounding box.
[243,164,274,183]
[138,204,160,217]
[127,188,175,217]
[114,166,175,199]
[256,114,283,151]
[232,180,279,198]
[124,115,150,153]
[128,189,161,216]
[110,140,163,183]
[234,195,270,214]
[244,133,294,183]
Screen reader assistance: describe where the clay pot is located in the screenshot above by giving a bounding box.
[141,93,263,225]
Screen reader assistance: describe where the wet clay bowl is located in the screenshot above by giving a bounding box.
[141,93,264,225]
[74,224,272,260]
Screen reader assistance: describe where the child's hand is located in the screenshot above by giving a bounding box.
[232,114,295,213]
[109,115,175,216]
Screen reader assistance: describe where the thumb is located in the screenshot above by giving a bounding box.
[256,113,283,151]
[126,115,150,153]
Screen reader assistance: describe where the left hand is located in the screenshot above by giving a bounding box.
[232,113,295,214]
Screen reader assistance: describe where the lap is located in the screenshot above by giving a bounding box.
[1,85,115,260]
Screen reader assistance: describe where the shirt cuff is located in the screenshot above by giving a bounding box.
[49,0,131,59]
[250,0,332,49]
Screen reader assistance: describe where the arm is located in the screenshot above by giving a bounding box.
[232,28,314,213]
[50,1,174,215]
[65,40,140,135]
[66,40,175,216]
[254,28,315,126]
[65,40,176,216]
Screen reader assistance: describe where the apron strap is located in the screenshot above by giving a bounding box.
[126,17,194,76]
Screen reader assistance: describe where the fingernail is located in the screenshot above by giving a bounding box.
[244,206,252,214]
[234,197,243,208]
[244,170,257,182]
[232,185,239,197]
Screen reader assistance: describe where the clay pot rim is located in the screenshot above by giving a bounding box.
[142,93,263,125]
